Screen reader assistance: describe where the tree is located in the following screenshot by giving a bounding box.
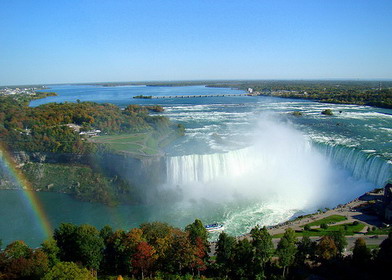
[0,241,49,280]
[185,219,209,275]
[42,262,96,280]
[75,225,104,272]
[41,239,60,267]
[377,232,392,266]
[295,235,315,266]
[316,236,338,262]
[215,231,236,277]
[250,226,273,275]
[140,222,173,247]
[327,229,347,256]
[231,239,254,279]
[100,225,114,243]
[53,223,78,262]
[352,238,371,266]
[131,241,156,279]
[53,224,104,274]
[2,240,31,259]
[185,219,208,246]
[101,230,129,275]
[276,228,297,277]
[191,237,207,276]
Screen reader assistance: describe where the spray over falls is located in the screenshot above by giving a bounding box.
[164,117,391,234]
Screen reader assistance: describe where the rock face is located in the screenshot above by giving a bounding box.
[96,152,167,190]
[12,151,91,165]
[1,150,167,204]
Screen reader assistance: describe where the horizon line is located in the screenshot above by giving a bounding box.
[2,78,392,88]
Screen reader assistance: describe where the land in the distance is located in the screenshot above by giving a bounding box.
[86,80,392,109]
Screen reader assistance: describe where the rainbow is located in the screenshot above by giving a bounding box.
[0,143,53,239]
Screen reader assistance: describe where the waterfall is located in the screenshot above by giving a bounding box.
[315,144,392,188]
[166,148,251,185]
[166,143,392,188]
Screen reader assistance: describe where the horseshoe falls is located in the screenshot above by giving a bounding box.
[2,85,391,245]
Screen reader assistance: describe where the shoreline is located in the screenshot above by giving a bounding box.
[240,187,387,239]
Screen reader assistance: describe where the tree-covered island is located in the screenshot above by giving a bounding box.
[0,93,184,205]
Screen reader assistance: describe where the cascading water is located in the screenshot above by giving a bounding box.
[166,144,391,189]
[164,116,391,235]
[315,143,391,188]
[166,148,251,185]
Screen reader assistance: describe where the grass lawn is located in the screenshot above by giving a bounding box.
[303,215,347,227]
[273,222,365,238]
[365,228,392,235]
[91,133,161,155]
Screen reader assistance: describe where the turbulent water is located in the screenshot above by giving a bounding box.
[1,85,391,246]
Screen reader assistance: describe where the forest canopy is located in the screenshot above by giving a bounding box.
[0,97,178,154]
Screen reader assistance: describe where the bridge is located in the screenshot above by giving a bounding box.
[135,93,249,99]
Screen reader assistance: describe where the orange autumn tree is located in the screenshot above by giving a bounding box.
[131,241,156,279]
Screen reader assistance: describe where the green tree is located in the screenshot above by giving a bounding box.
[185,219,208,246]
[320,223,328,229]
[352,238,371,266]
[41,239,60,267]
[276,228,297,277]
[377,232,392,266]
[250,225,273,275]
[231,239,254,279]
[295,235,315,266]
[42,262,96,280]
[75,225,104,272]
[53,224,104,274]
[100,225,114,243]
[215,232,236,277]
[53,223,78,262]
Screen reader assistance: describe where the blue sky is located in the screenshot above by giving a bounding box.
[1,0,392,85]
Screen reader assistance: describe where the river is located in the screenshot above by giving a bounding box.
[0,85,391,247]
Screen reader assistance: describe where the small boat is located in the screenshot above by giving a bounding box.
[205,223,225,232]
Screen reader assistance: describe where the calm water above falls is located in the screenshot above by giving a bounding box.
[1,85,391,247]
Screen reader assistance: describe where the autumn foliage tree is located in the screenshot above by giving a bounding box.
[131,241,156,279]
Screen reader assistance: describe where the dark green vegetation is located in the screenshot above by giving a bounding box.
[0,90,57,105]
[0,99,180,154]
[0,95,184,204]
[1,222,391,280]
[133,95,153,99]
[208,80,392,109]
